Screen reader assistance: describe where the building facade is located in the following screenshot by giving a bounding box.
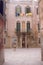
[39,0,43,61]
[4,0,40,48]
[0,14,4,65]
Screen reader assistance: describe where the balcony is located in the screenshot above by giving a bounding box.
[15,13,32,18]
[15,28,32,36]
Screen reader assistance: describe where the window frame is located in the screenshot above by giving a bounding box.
[27,21,30,32]
[38,23,40,32]
[25,6,31,14]
[16,21,21,32]
[15,5,21,17]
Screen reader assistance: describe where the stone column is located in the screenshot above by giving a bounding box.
[25,36,27,48]
[16,36,19,48]
[20,36,22,48]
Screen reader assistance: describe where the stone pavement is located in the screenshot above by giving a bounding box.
[3,48,43,65]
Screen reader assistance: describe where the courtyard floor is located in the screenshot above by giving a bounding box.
[3,48,43,65]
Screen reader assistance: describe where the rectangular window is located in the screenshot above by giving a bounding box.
[37,8,38,15]
[25,7,31,14]
[38,23,40,32]
[16,23,20,32]
[15,6,21,16]
[27,22,30,32]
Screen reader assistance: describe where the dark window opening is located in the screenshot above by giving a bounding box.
[0,1,3,16]
[16,22,20,32]
[37,8,38,15]
[27,22,30,32]
[25,6,31,14]
[38,23,40,32]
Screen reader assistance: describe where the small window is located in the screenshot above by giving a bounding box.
[37,7,38,15]
[38,23,40,32]
[15,5,21,16]
[27,22,30,32]
[25,6,31,14]
[16,22,20,32]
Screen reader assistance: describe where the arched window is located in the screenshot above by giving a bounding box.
[15,5,21,16]
[16,21,20,32]
[38,23,40,32]
[37,7,38,15]
[25,6,31,14]
[27,21,30,32]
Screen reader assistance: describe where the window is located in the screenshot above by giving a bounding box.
[0,1,3,16]
[38,23,40,32]
[37,7,38,15]
[15,5,21,16]
[27,22,30,32]
[16,22,20,32]
[25,6,31,14]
